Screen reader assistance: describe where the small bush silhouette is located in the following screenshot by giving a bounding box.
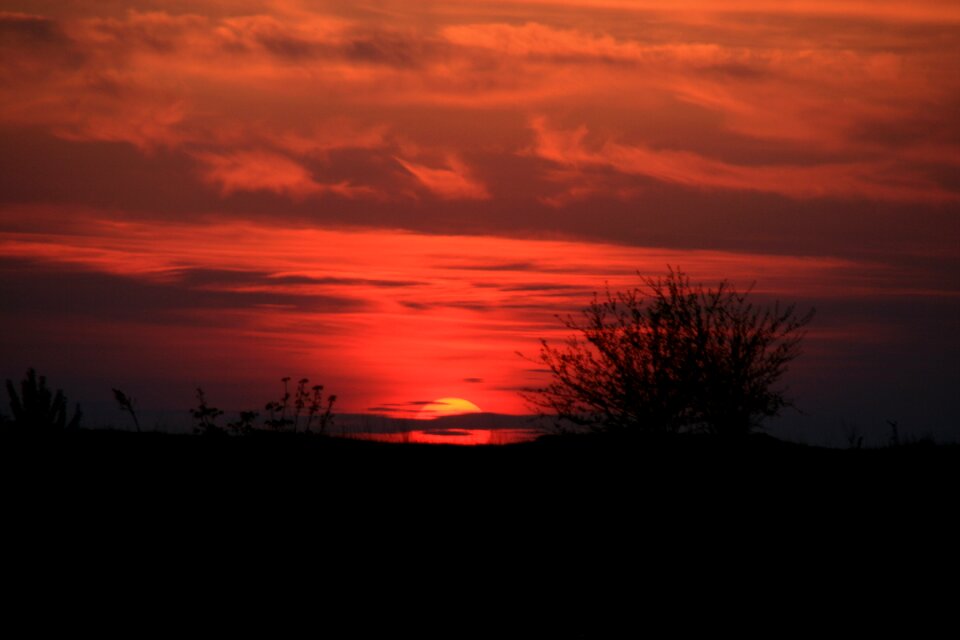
[4,368,82,431]
[191,387,225,436]
[263,376,293,431]
[227,410,259,436]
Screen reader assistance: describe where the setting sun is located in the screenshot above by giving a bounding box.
[418,398,483,420]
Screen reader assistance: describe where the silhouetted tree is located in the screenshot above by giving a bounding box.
[4,368,82,431]
[525,268,814,437]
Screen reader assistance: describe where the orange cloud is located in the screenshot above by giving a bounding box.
[195,150,368,200]
[270,120,389,157]
[396,156,490,200]
[54,101,190,152]
[441,19,959,162]
[502,0,960,22]
[529,118,958,203]
[2,5,958,217]
[443,22,651,62]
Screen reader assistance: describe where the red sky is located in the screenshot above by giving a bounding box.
[1,1,958,439]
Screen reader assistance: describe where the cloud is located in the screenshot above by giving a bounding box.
[440,262,538,272]
[268,275,423,288]
[194,150,371,200]
[443,22,649,63]
[79,10,210,53]
[211,12,441,67]
[443,20,777,73]
[0,257,363,323]
[443,19,960,159]
[0,12,84,82]
[395,156,490,200]
[0,12,67,44]
[171,268,422,289]
[55,101,189,152]
[529,117,959,203]
[2,4,958,241]
[269,120,389,157]
[500,0,960,22]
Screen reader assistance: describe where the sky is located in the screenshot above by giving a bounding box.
[1,1,958,441]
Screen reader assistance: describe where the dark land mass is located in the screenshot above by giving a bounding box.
[5,427,956,498]
[4,427,955,630]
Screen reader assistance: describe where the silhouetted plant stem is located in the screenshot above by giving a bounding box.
[112,388,140,433]
[887,420,900,446]
[191,387,224,435]
[293,378,309,433]
[281,377,291,430]
[320,395,337,435]
[306,385,320,432]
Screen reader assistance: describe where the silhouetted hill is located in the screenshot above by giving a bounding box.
[5,426,954,607]
[5,427,957,495]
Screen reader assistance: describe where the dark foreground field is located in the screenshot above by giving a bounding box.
[5,427,956,496]
[7,428,956,562]
[4,428,955,633]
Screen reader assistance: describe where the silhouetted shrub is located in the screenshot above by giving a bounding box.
[264,376,293,431]
[4,368,82,431]
[190,377,336,436]
[525,268,813,437]
[227,410,259,436]
[191,387,225,436]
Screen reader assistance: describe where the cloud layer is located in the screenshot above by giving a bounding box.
[3,1,959,214]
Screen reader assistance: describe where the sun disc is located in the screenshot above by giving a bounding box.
[419,397,482,418]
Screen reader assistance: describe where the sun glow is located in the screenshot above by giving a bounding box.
[356,428,541,446]
[418,397,483,419]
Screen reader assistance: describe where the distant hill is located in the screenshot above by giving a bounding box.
[335,411,555,434]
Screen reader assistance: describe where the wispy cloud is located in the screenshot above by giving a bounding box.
[529,117,958,203]
[395,156,490,200]
[195,150,370,200]
[4,4,958,213]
